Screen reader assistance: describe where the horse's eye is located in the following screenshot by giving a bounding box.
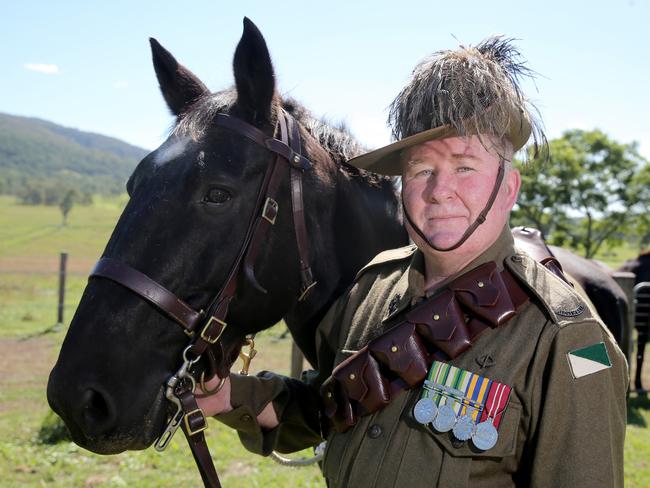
[204,188,231,205]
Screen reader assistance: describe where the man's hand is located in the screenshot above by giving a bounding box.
[195,375,233,416]
[196,375,279,429]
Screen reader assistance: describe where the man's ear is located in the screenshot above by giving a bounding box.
[502,167,521,211]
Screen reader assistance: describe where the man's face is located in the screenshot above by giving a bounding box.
[401,135,520,258]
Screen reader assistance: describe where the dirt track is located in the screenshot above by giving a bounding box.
[0,336,58,413]
[0,256,95,275]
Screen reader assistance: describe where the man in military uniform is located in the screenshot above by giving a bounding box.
[197,37,628,487]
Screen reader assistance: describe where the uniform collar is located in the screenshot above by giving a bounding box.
[383,225,515,323]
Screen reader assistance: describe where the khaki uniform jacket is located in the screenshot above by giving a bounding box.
[217,228,628,487]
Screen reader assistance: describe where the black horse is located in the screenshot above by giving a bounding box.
[512,227,628,345]
[47,19,407,455]
[47,19,629,468]
[550,246,628,342]
[619,251,650,390]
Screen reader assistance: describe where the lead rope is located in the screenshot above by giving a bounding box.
[269,442,326,466]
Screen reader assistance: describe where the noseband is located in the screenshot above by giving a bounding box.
[89,109,316,487]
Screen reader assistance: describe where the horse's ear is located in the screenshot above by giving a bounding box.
[233,18,276,123]
[150,38,209,117]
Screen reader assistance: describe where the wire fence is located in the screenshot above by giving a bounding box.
[0,252,89,338]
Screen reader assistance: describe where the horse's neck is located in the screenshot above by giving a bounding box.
[332,174,406,284]
[284,172,407,365]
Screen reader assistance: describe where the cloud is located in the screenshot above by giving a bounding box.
[24,63,60,74]
[113,80,129,89]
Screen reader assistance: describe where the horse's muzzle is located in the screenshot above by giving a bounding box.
[47,365,167,454]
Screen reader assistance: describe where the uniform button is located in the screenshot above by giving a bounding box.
[240,414,253,422]
[368,424,382,439]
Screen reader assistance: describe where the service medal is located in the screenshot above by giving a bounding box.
[472,419,498,451]
[420,360,513,448]
[452,413,475,441]
[413,397,438,425]
[432,401,456,432]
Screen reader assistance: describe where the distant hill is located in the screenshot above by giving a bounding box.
[0,113,149,197]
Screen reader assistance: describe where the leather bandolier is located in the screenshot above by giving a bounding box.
[320,257,567,433]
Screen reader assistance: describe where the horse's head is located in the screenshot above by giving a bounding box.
[619,250,650,284]
[46,18,353,454]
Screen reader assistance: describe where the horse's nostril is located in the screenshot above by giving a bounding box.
[81,388,116,436]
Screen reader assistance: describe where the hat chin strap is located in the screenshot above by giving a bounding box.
[402,159,505,252]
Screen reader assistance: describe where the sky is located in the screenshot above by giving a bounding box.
[2,0,649,160]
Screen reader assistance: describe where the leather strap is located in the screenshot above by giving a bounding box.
[90,258,202,332]
[213,113,311,171]
[541,256,572,286]
[511,226,573,286]
[287,112,316,300]
[320,261,532,432]
[241,110,292,296]
[178,389,221,488]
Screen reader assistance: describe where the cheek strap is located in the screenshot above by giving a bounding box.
[401,159,506,252]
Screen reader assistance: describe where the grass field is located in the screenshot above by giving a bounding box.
[0,194,649,486]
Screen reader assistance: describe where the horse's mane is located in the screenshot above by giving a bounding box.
[172,90,392,187]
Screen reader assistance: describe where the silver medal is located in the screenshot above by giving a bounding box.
[432,400,456,432]
[472,419,498,451]
[413,397,438,425]
[452,413,475,441]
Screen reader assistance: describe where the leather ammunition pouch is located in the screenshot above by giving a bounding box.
[320,260,539,433]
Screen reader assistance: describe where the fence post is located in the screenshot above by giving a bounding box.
[612,271,635,365]
[290,341,303,379]
[57,252,68,326]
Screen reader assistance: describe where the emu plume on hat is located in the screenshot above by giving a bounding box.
[349,36,546,175]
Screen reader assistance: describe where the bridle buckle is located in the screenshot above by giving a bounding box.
[184,408,208,436]
[262,197,278,225]
[200,316,227,344]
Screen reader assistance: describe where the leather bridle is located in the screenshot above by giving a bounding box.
[89,108,316,487]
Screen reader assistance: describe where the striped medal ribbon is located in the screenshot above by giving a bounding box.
[413,361,512,450]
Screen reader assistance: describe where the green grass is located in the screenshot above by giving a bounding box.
[0,273,85,337]
[0,195,323,486]
[0,330,323,487]
[0,357,324,487]
[0,195,125,264]
[593,241,641,269]
[0,196,648,486]
[626,394,650,488]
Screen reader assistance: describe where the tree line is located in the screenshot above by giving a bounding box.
[511,128,650,257]
[15,179,93,226]
[16,179,93,206]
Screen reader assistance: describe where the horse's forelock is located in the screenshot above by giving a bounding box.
[171,90,237,141]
